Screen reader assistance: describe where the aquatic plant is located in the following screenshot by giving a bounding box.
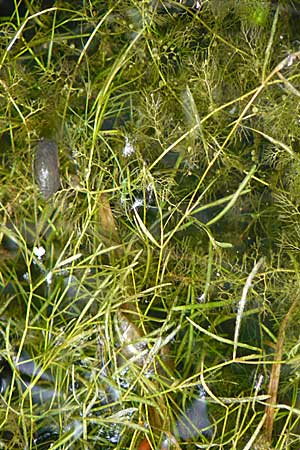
[1,1,300,449]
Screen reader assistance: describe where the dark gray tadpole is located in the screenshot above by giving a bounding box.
[34,138,61,199]
[161,388,212,449]
[15,352,56,404]
[0,359,12,394]
[15,351,54,383]
[0,352,56,405]
[175,395,211,440]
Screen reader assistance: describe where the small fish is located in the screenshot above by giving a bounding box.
[34,138,61,199]
[137,438,151,450]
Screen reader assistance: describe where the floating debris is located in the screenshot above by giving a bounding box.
[33,245,46,260]
[122,136,135,157]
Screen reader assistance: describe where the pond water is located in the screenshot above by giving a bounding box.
[1,1,300,449]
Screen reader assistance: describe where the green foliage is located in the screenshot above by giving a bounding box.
[237,0,270,28]
[1,0,300,449]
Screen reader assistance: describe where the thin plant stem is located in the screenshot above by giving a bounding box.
[233,257,265,360]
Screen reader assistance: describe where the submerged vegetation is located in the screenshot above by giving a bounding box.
[1,0,300,448]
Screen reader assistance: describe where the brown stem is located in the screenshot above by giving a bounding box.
[264,296,299,442]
